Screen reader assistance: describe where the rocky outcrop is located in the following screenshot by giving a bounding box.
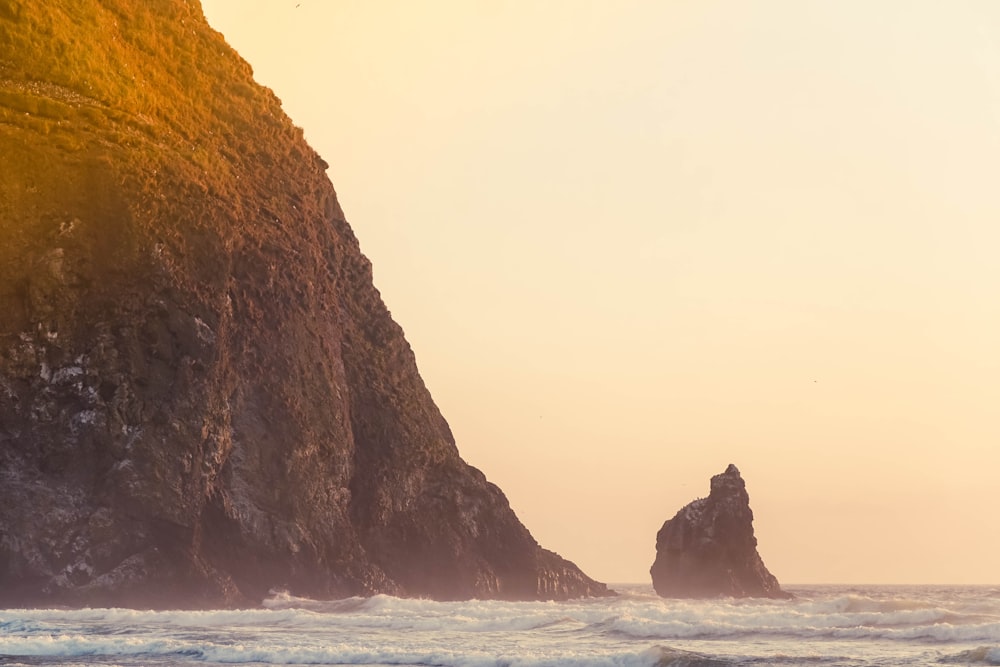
[0,0,609,607]
[650,465,789,599]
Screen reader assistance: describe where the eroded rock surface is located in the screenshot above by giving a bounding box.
[0,0,609,607]
[650,465,788,599]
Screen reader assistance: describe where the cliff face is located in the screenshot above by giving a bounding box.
[0,0,608,607]
[650,465,788,599]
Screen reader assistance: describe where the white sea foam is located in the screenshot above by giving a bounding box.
[1,585,999,666]
[593,593,1000,643]
[0,628,701,667]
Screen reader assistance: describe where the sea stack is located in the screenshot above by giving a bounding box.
[0,1,609,607]
[650,464,789,599]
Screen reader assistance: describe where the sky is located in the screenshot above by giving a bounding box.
[199,0,1000,585]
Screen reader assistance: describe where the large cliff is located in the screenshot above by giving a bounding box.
[0,0,609,607]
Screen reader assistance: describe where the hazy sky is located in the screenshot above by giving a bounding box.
[199,0,1000,585]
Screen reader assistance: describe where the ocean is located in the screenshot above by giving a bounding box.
[1,584,998,666]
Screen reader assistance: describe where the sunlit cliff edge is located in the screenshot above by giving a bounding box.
[0,0,609,607]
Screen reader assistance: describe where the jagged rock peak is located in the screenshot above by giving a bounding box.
[0,0,610,608]
[649,464,789,599]
[710,463,746,496]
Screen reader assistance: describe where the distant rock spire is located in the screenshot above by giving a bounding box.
[650,464,789,599]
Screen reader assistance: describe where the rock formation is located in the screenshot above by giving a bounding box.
[0,0,609,607]
[650,465,788,598]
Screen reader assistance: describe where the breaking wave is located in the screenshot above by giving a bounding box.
[593,591,1000,643]
[1,585,999,666]
[940,646,1000,665]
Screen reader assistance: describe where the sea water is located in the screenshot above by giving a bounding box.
[1,584,999,666]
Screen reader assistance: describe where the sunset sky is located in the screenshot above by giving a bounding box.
[199,0,1000,585]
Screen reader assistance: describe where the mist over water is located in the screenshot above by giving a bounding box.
[1,585,999,667]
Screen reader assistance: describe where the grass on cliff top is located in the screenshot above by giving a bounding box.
[0,0,313,184]
[1,0,253,134]
[0,0,348,321]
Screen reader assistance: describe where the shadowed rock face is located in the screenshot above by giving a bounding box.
[650,465,789,599]
[0,0,609,608]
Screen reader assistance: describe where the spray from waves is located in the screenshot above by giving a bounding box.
[263,592,601,633]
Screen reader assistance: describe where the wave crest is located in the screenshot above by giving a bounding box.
[941,646,1000,665]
